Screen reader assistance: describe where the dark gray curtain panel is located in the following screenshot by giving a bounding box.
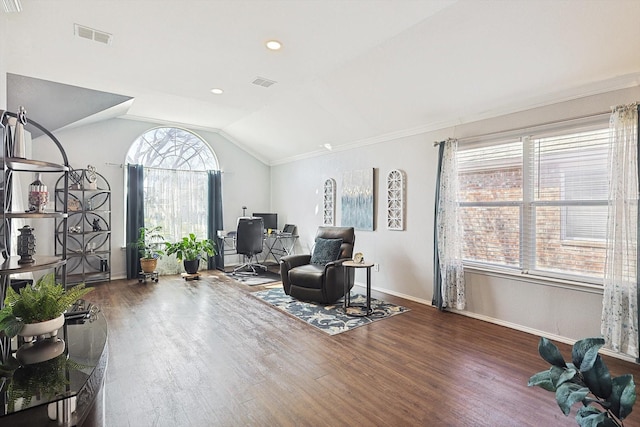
[126,164,145,279]
[432,142,445,310]
[208,170,224,270]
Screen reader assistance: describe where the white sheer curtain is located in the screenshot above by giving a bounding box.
[436,138,466,310]
[601,103,639,358]
[144,168,209,275]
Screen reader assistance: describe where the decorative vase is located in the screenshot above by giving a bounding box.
[140,258,157,273]
[28,172,48,213]
[18,313,65,343]
[9,106,27,158]
[85,164,98,190]
[17,225,36,264]
[183,259,199,274]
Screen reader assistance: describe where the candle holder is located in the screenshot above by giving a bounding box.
[17,225,36,264]
[28,173,48,213]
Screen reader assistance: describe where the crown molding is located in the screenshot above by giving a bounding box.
[271,73,640,166]
[216,130,271,166]
[120,114,271,166]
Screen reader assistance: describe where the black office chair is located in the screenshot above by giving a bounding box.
[233,217,267,275]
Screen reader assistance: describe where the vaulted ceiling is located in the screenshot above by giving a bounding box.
[3,0,640,165]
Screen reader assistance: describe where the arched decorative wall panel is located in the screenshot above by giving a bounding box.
[323,178,336,226]
[387,169,405,230]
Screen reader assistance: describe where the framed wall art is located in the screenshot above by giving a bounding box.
[341,168,374,231]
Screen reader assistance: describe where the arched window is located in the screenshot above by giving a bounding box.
[126,127,220,275]
[126,127,218,171]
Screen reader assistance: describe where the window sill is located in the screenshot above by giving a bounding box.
[463,263,604,295]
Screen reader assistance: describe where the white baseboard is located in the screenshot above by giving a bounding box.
[352,282,432,306]
[353,282,637,364]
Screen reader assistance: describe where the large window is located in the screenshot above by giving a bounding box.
[458,121,610,284]
[126,127,218,274]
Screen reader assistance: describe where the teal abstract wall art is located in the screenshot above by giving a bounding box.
[341,168,374,231]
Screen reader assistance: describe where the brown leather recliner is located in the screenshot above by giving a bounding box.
[280,226,355,304]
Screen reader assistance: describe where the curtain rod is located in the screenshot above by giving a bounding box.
[104,162,221,173]
[433,109,612,147]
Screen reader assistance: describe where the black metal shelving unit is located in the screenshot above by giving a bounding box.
[55,169,111,285]
[0,109,70,415]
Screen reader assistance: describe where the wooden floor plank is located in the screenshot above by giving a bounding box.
[85,270,640,427]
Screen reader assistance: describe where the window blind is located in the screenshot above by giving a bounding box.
[457,122,610,284]
[458,140,522,269]
[526,127,609,281]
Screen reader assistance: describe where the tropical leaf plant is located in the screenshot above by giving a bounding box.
[132,225,165,259]
[528,337,636,427]
[165,233,216,261]
[0,273,93,337]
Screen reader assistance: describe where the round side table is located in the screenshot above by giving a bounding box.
[343,260,374,316]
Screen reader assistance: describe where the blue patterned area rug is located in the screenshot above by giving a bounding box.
[251,288,410,335]
[225,270,281,286]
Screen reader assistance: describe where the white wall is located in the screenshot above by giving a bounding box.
[271,86,640,346]
[34,117,270,279]
[0,13,6,109]
[271,127,450,302]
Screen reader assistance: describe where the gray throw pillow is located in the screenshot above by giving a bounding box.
[310,238,343,264]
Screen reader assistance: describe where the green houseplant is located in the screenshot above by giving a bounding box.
[528,337,636,427]
[165,233,216,274]
[0,273,93,338]
[133,226,165,273]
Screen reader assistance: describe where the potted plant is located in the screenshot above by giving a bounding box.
[0,273,93,339]
[528,337,636,427]
[133,226,165,273]
[165,233,216,274]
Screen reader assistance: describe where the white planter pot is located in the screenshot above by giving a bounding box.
[18,314,65,342]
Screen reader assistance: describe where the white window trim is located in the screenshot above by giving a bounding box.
[463,262,604,295]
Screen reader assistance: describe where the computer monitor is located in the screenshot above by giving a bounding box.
[252,213,277,230]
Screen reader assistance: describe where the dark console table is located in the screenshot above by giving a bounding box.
[0,309,108,426]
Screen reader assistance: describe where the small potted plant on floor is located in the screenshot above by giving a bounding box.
[0,273,93,339]
[165,233,216,274]
[133,226,165,273]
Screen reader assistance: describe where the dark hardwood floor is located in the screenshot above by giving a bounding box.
[85,270,640,427]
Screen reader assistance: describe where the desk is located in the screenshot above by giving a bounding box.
[262,233,298,264]
[216,232,298,270]
[343,260,374,317]
[216,233,237,271]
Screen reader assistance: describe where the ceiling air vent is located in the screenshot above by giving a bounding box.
[74,24,113,45]
[251,77,277,88]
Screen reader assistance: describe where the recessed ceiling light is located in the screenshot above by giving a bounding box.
[265,40,282,51]
[210,88,224,95]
